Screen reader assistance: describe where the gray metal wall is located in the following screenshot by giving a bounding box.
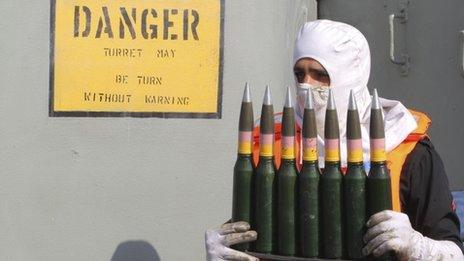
[319,0,464,190]
[0,1,316,260]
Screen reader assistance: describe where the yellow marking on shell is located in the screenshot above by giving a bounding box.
[260,144,273,157]
[325,149,340,162]
[238,142,252,155]
[303,148,318,161]
[281,146,295,159]
[371,149,387,162]
[348,150,363,163]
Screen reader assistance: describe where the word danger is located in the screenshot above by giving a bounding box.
[73,6,200,40]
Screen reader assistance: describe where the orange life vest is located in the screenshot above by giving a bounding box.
[252,109,431,212]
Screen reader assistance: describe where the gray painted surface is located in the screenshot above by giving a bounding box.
[319,0,464,190]
[0,0,316,260]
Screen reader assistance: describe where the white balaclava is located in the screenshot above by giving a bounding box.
[293,20,417,168]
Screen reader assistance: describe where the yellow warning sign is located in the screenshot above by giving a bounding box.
[50,0,223,118]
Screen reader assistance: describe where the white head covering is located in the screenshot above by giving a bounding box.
[293,19,417,168]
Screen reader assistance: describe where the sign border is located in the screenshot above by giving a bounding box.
[49,0,224,119]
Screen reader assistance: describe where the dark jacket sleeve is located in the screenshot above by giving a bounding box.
[400,138,463,252]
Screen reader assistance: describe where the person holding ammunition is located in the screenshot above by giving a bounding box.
[205,19,463,260]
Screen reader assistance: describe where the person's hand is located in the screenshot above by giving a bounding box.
[363,210,415,257]
[363,210,463,260]
[205,221,258,261]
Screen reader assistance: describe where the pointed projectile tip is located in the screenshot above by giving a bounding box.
[242,83,251,103]
[372,88,381,110]
[305,90,314,109]
[284,86,293,108]
[348,89,358,110]
[327,88,336,110]
[263,85,272,105]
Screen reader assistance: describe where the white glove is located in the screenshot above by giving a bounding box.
[363,210,464,260]
[205,221,258,261]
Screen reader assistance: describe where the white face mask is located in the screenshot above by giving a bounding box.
[296,83,330,139]
[296,83,330,112]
